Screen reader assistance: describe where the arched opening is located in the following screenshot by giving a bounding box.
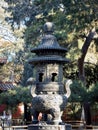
[39,73,44,82]
[51,73,57,82]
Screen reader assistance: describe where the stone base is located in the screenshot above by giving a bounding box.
[28,124,72,130]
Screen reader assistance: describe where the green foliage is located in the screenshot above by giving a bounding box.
[64,63,98,87]
[89,82,98,103]
[4,0,98,44]
[4,0,98,28]
[69,80,98,104]
[85,64,98,86]
[0,86,32,108]
[69,80,87,102]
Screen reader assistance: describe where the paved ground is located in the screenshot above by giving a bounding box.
[1,125,98,130]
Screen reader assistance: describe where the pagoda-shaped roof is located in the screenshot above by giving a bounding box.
[29,22,69,64]
[31,22,67,53]
[31,34,67,53]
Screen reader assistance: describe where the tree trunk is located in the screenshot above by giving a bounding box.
[78,28,96,83]
[83,102,92,125]
[78,28,96,126]
[24,103,32,124]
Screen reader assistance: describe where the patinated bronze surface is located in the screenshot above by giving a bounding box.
[28,22,72,130]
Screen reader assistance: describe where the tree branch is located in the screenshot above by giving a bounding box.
[78,28,97,83]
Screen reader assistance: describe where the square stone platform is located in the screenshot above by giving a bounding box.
[28,124,72,130]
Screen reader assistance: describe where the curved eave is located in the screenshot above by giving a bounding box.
[31,47,68,53]
[29,57,70,64]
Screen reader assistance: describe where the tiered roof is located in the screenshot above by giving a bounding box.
[29,22,69,64]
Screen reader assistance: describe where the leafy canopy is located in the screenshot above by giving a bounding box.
[0,86,32,108]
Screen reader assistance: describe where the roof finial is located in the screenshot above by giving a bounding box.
[43,22,54,33]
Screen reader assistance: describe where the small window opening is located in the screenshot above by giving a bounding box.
[39,73,44,82]
[51,73,57,82]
